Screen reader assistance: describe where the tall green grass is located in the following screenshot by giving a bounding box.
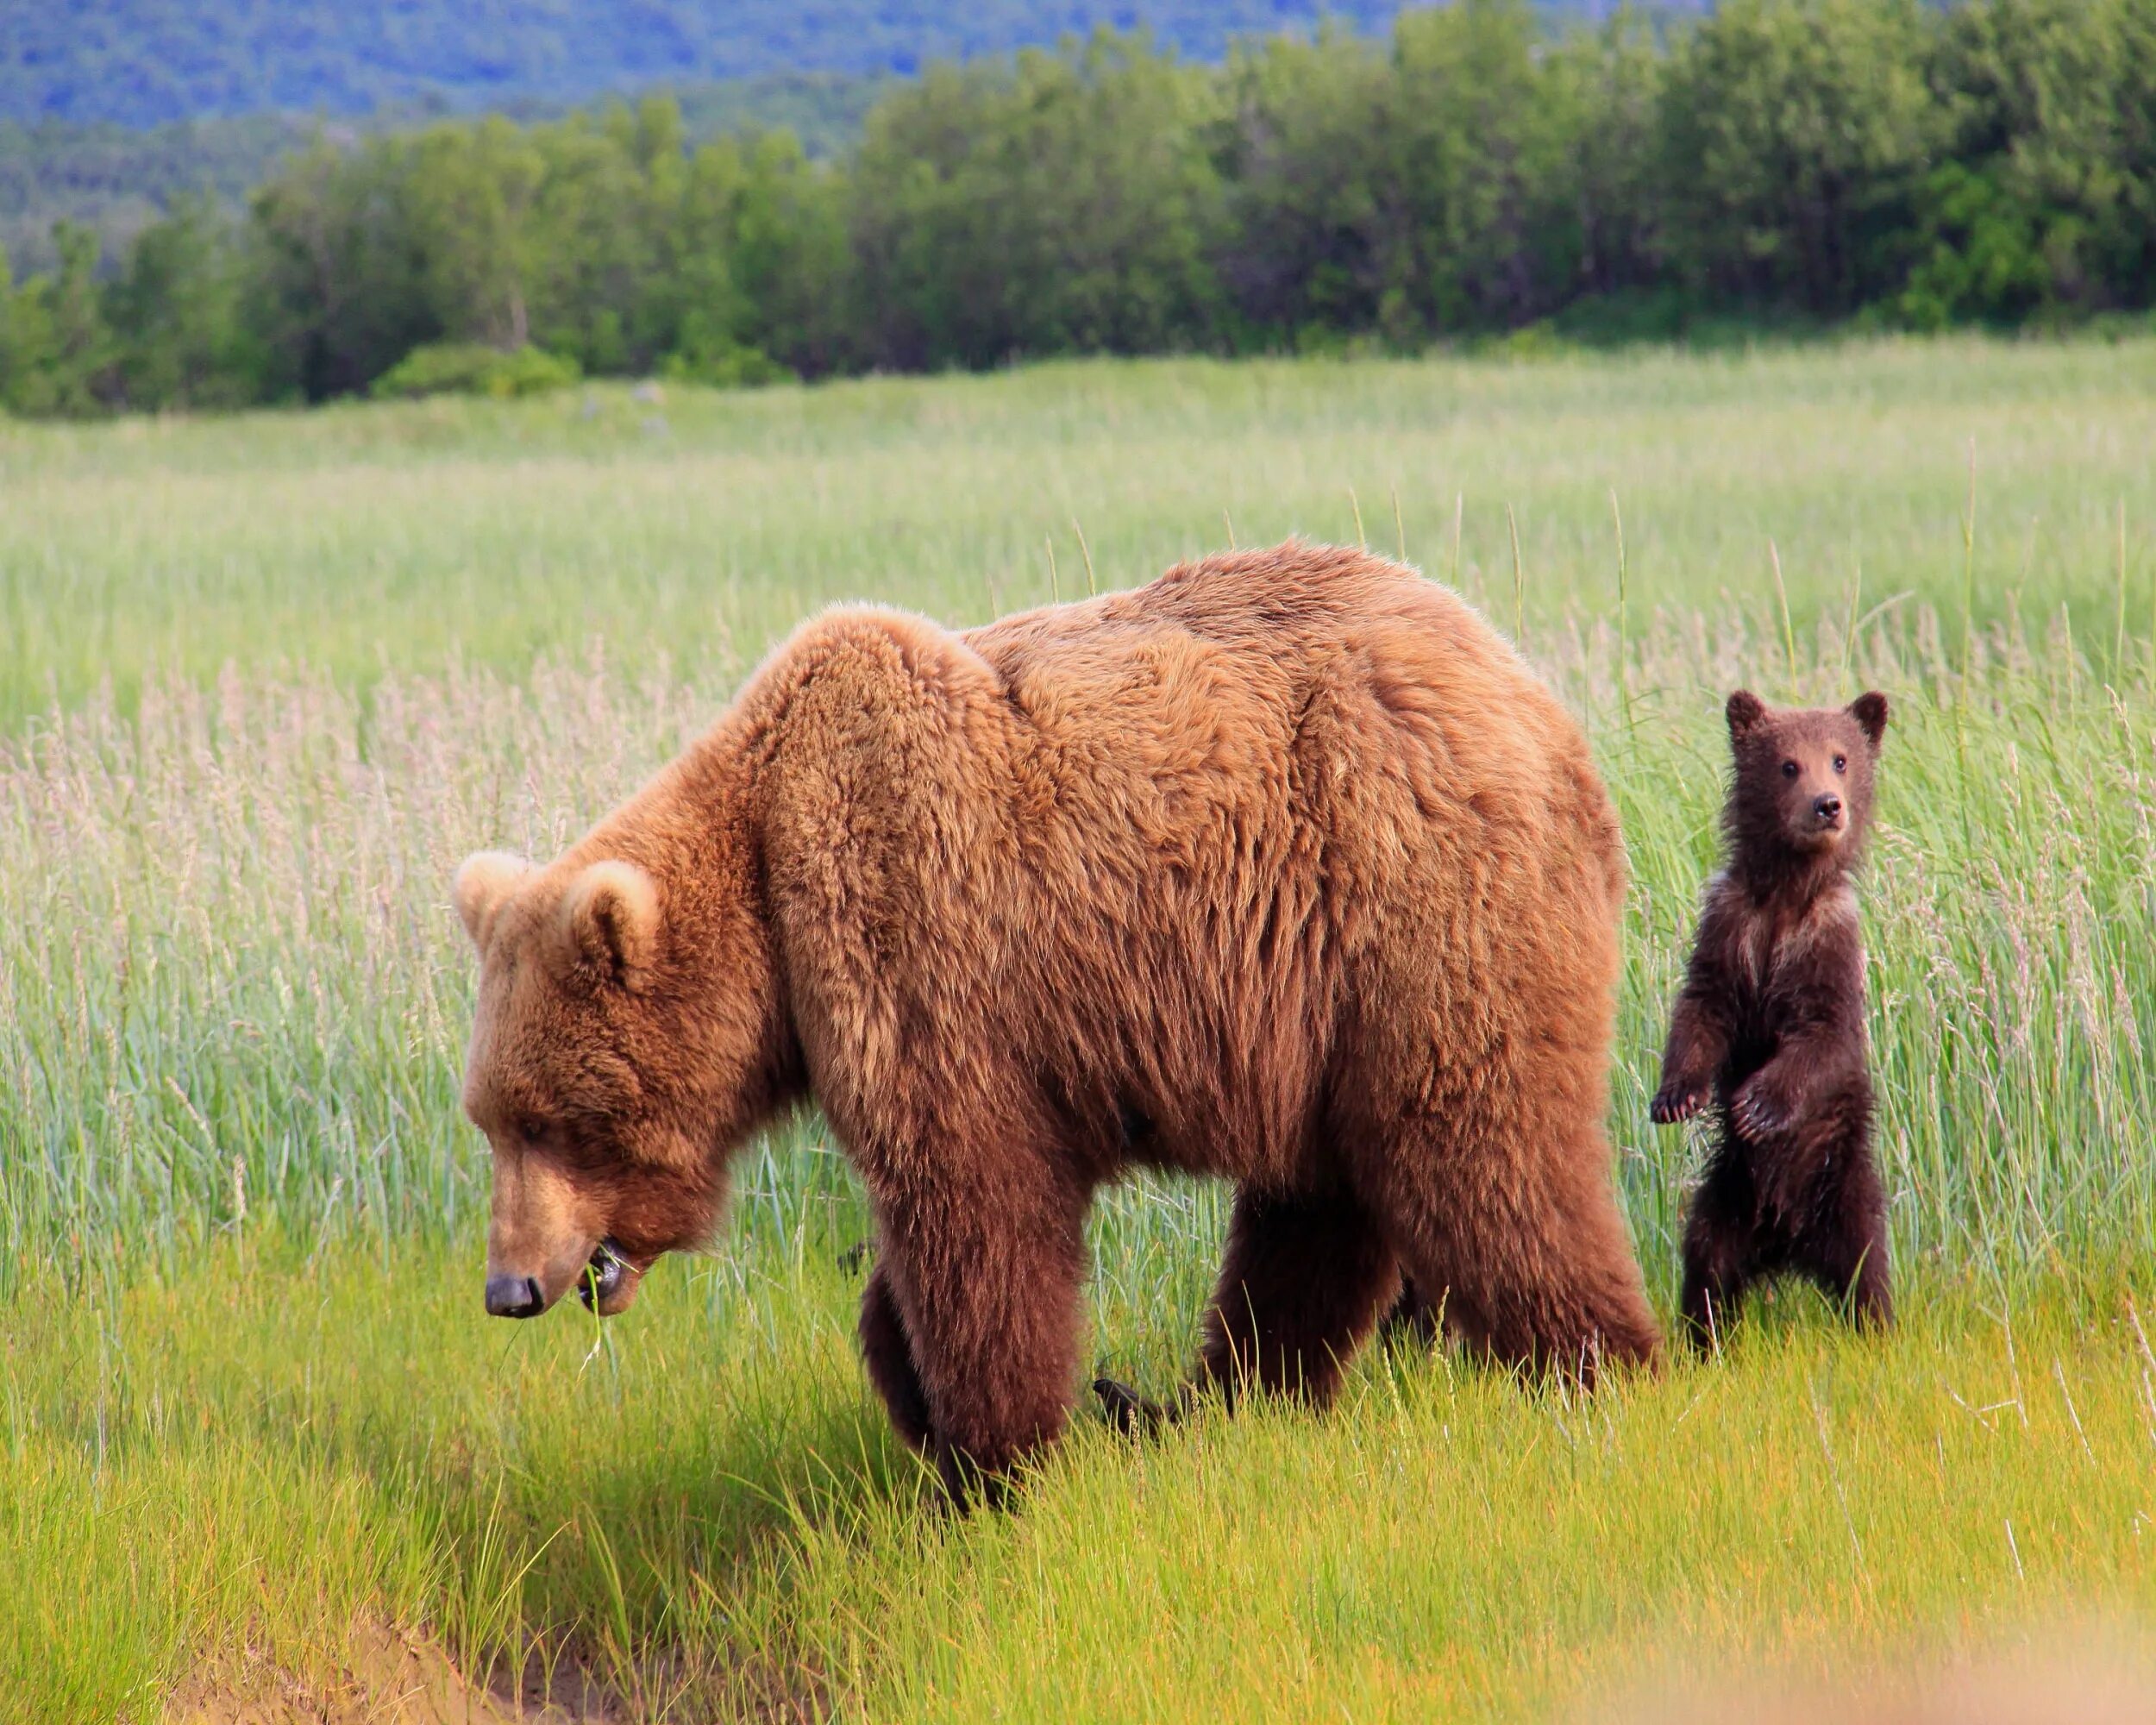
[3,337,2154,724]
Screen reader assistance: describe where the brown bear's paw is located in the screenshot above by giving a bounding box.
[1093,1377,1182,1437]
[1728,1072,1794,1141]
[1649,1082,1706,1126]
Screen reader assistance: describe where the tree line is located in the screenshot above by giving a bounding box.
[5,0,2154,417]
[0,74,889,283]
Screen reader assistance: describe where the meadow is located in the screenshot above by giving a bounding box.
[4,336,2156,1722]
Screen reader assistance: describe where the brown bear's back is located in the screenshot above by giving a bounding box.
[757,542,1623,1190]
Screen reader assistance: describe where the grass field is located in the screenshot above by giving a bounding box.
[5,337,2156,1722]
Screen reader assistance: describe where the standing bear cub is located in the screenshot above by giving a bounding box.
[454,544,1662,1501]
[1651,688,1892,1346]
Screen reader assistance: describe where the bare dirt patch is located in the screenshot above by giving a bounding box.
[162,1621,621,1725]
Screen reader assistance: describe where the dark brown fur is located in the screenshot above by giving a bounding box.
[1651,688,1893,1348]
[454,543,1664,1502]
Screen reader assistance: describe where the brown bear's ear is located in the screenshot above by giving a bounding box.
[558,861,661,990]
[1725,689,1768,741]
[453,850,532,951]
[1848,691,1890,751]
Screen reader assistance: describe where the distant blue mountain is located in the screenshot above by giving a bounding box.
[7,2,1694,129]
[12,3,1380,127]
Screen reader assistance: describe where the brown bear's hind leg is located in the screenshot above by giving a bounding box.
[1369,1117,1662,1384]
[859,1262,934,1452]
[1796,1145,1892,1331]
[1200,1185,1401,1409]
[1680,1150,1760,1352]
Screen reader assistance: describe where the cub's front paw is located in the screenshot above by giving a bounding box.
[1729,1076,1790,1141]
[1650,1081,1705,1125]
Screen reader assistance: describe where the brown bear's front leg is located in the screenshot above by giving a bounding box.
[1200,1185,1400,1409]
[1652,977,1733,1126]
[874,1165,1091,1508]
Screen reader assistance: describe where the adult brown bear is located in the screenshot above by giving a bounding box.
[454,543,1661,1497]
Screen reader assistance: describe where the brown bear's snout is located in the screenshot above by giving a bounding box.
[485,1272,548,1319]
[1813,792,1844,828]
[482,1148,610,1319]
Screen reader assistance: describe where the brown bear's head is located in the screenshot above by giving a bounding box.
[453,847,782,1321]
[1724,689,1890,877]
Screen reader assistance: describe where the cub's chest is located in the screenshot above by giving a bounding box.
[1715,877,1864,1002]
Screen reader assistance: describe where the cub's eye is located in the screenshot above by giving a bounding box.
[1781,760,1799,778]
[1833,754,1847,773]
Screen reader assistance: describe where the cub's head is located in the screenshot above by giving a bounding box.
[453,848,778,1321]
[1724,689,1889,869]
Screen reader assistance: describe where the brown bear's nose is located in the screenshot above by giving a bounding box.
[486,1272,546,1318]
[1814,794,1843,825]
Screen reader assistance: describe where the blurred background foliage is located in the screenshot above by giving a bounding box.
[1,0,2153,417]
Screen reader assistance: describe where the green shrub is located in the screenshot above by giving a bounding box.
[659,339,793,389]
[369,341,581,400]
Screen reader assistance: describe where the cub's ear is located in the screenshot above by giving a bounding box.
[559,861,660,989]
[453,851,532,951]
[1725,689,1769,740]
[1848,690,1890,750]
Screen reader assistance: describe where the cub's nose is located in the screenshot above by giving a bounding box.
[485,1273,546,1318]
[1814,793,1844,824]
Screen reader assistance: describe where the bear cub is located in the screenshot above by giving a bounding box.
[1651,688,1892,1347]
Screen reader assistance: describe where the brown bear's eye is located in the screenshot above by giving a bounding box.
[1833,754,1846,773]
[1781,760,1798,778]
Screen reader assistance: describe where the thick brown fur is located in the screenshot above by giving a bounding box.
[1651,688,1893,1349]
[454,543,1663,1499]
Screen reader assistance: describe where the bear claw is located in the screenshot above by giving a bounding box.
[1729,1081,1789,1140]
